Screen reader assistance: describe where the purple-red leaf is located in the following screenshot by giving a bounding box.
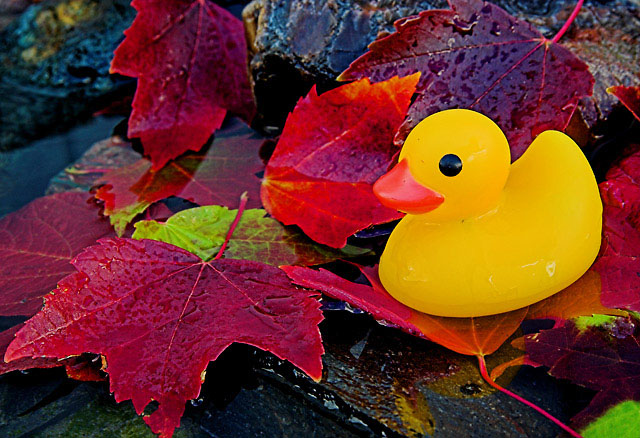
[5,238,323,438]
[110,0,256,169]
[261,75,419,248]
[339,0,594,160]
[525,317,640,425]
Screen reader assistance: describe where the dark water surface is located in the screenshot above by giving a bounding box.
[0,116,121,217]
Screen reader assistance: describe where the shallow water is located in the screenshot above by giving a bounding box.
[0,116,121,217]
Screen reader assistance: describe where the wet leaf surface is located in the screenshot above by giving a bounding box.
[5,238,324,437]
[46,136,141,195]
[111,0,256,168]
[608,86,640,122]
[133,206,369,265]
[339,0,594,160]
[594,146,640,312]
[261,76,418,248]
[95,119,264,235]
[0,191,113,317]
[525,316,640,425]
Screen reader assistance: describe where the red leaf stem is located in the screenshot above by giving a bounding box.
[214,192,249,260]
[477,355,582,438]
[551,0,584,43]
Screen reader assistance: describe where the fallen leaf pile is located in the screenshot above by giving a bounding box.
[1,0,639,436]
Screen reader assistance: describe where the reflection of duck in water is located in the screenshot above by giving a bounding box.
[374,109,602,317]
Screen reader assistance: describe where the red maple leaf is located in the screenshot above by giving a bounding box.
[110,0,256,169]
[339,0,594,160]
[5,238,324,438]
[594,146,640,312]
[0,192,114,375]
[95,119,265,235]
[0,192,113,317]
[608,85,640,122]
[282,265,526,357]
[261,75,419,248]
[525,316,640,425]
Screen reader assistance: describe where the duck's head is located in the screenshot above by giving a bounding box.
[374,109,511,222]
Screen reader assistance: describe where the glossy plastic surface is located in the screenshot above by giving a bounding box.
[373,159,444,214]
[377,109,602,317]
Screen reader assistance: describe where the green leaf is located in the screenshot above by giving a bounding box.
[133,205,236,261]
[574,314,618,331]
[581,401,640,438]
[133,206,369,265]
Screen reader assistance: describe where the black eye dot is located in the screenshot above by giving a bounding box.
[439,154,463,177]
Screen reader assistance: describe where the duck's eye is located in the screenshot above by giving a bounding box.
[439,154,463,177]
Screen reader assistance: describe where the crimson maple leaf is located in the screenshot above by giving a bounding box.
[608,85,640,122]
[261,75,419,248]
[5,238,324,438]
[111,0,256,169]
[339,0,594,160]
[0,191,113,317]
[594,146,640,312]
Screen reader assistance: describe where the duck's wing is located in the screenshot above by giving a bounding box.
[505,130,600,216]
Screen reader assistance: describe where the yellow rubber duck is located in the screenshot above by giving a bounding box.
[373,109,602,317]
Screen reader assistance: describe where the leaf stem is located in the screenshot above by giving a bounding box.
[550,0,584,44]
[214,192,249,260]
[477,355,583,438]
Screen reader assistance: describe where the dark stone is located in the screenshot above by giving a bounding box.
[250,311,577,438]
[244,0,640,136]
[0,0,136,151]
[0,0,32,31]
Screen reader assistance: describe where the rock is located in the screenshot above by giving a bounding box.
[244,0,640,136]
[0,0,32,30]
[0,0,136,151]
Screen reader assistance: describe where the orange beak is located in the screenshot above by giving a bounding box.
[373,159,444,214]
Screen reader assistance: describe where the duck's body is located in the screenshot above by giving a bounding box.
[375,110,602,317]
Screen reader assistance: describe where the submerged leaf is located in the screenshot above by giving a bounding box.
[95,119,264,235]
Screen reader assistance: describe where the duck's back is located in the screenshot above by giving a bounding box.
[379,131,602,317]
